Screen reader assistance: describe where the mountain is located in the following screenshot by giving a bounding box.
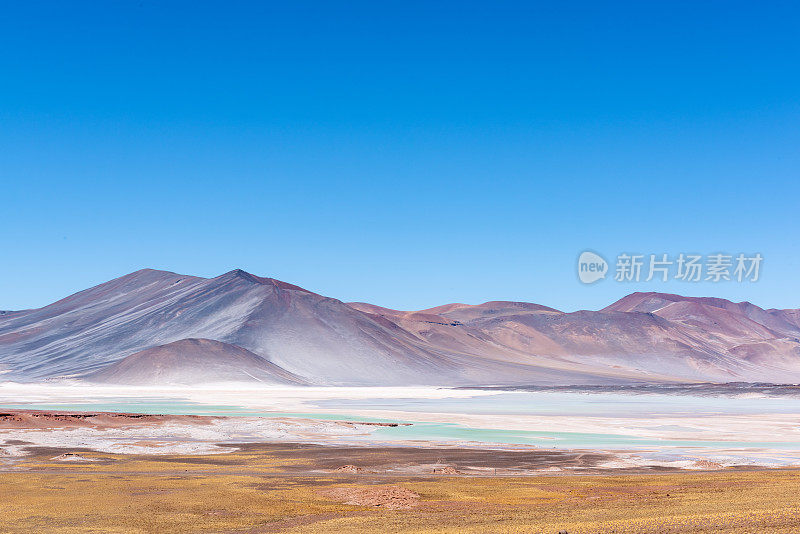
[86,338,306,385]
[1,271,799,385]
[348,294,800,383]
[0,269,453,385]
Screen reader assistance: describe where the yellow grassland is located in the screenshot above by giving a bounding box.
[1,448,799,533]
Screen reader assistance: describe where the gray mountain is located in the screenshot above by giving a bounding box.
[85,338,306,385]
[1,270,799,385]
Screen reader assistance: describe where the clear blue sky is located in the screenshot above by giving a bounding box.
[1,1,798,312]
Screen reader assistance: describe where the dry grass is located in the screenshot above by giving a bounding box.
[1,448,799,533]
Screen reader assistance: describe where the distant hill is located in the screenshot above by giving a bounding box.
[1,270,798,385]
[86,338,306,385]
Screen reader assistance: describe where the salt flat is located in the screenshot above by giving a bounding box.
[2,382,800,469]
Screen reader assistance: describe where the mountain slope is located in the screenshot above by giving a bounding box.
[346,296,800,383]
[0,269,461,384]
[86,338,306,385]
[1,269,617,385]
[1,271,799,385]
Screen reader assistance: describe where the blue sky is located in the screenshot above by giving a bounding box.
[1,1,798,312]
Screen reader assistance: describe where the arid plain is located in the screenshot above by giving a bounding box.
[3,441,800,533]
[2,407,800,533]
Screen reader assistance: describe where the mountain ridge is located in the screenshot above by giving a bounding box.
[1,268,798,385]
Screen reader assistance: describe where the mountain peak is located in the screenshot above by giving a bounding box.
[216,269,314,293]
[603,292,764,318]
[223,268,267,284]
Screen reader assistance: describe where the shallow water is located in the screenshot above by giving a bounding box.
[311,390,800,417]
[2,387,800,458]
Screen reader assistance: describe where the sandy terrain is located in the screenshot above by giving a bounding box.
[0,409,404,457]
[0,409,218,429]
[1,443,799,533]
[3,408,800,532]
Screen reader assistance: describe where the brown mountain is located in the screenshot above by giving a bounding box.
[1,271,798,385]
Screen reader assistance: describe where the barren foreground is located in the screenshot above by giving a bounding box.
[2,444,800,533]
